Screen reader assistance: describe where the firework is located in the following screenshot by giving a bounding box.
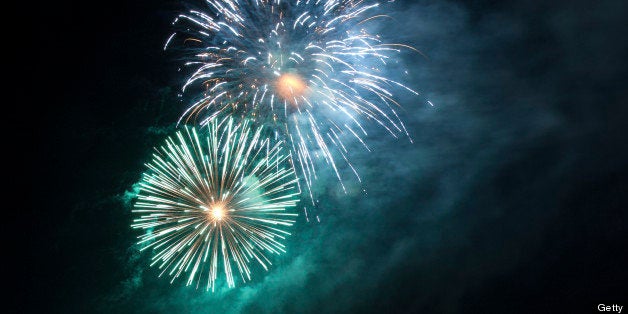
[167,0,418,201]
[131,118,300,291]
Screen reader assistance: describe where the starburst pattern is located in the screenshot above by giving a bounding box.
[132,118,299,291]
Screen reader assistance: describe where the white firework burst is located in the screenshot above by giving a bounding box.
[167,0,419,202]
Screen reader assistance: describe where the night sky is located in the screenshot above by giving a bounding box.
[26,0,628,313]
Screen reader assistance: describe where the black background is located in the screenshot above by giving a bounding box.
[23,0,628,313]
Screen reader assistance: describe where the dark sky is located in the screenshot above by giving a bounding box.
[24,0,628,313]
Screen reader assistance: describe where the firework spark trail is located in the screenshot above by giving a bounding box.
[132,117,300,291]
[167,0,418,203]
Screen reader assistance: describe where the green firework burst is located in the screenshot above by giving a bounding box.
[132,117,300,291]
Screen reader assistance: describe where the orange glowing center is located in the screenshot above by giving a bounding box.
[210,205,225,221]
[276,73,307,101]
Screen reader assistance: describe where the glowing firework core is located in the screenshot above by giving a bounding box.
[276,73,307,101]
[210,205,226,221]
